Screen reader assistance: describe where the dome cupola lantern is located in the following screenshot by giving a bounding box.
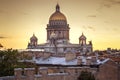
[56,4,60,12]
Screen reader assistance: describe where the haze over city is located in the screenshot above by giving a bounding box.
[0,0,120,50]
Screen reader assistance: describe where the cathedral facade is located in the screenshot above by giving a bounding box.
[27,4,93,54]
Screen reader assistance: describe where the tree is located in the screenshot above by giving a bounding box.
[77,71,95,80]
[0,49,37,77]
[0,49,20,76]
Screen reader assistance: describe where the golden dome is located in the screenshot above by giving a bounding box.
[49,12,66,21]
[49,4,67,21]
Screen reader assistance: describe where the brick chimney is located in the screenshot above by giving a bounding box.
[14,68,22,80]
[39,67,48,76]
[24,68,35,80]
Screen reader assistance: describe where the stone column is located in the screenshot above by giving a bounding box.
[24,68,35,80]
[14,68,22,80]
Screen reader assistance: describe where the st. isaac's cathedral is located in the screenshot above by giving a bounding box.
[27,4,93,54]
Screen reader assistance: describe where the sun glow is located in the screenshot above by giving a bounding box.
[0,0,120,50]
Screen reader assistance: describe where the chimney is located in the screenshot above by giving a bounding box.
[24,68,35,80]
[77,56,82,65]
[86,58,91,65]
[39,67,48,76]
[65,52,76,61]
[14,68,22,80]
[92,56,97,64]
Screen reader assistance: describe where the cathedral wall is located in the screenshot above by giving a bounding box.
[57,47,64,53]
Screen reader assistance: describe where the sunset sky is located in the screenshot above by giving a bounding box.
[0,0,120,50]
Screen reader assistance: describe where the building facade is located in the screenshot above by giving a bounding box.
[13,60,119,80]
[27,4,93,55]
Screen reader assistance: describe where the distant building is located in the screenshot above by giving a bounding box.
[0,43,3,50]
[1,59,119,80]
[0,43,3,48]
[27,4,93,55]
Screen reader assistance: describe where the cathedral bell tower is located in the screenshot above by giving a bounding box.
[46,4,70,43]
[79,33,86,45]
[27,34,38,48]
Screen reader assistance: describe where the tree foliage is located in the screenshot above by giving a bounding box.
[0,49,19,76]
[0,49,37,77]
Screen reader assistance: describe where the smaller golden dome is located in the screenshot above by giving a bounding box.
[49,4,67,21]
[79,33,86,40]
[30,34,38,41]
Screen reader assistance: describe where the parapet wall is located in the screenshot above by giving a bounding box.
[14,67,97,80]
